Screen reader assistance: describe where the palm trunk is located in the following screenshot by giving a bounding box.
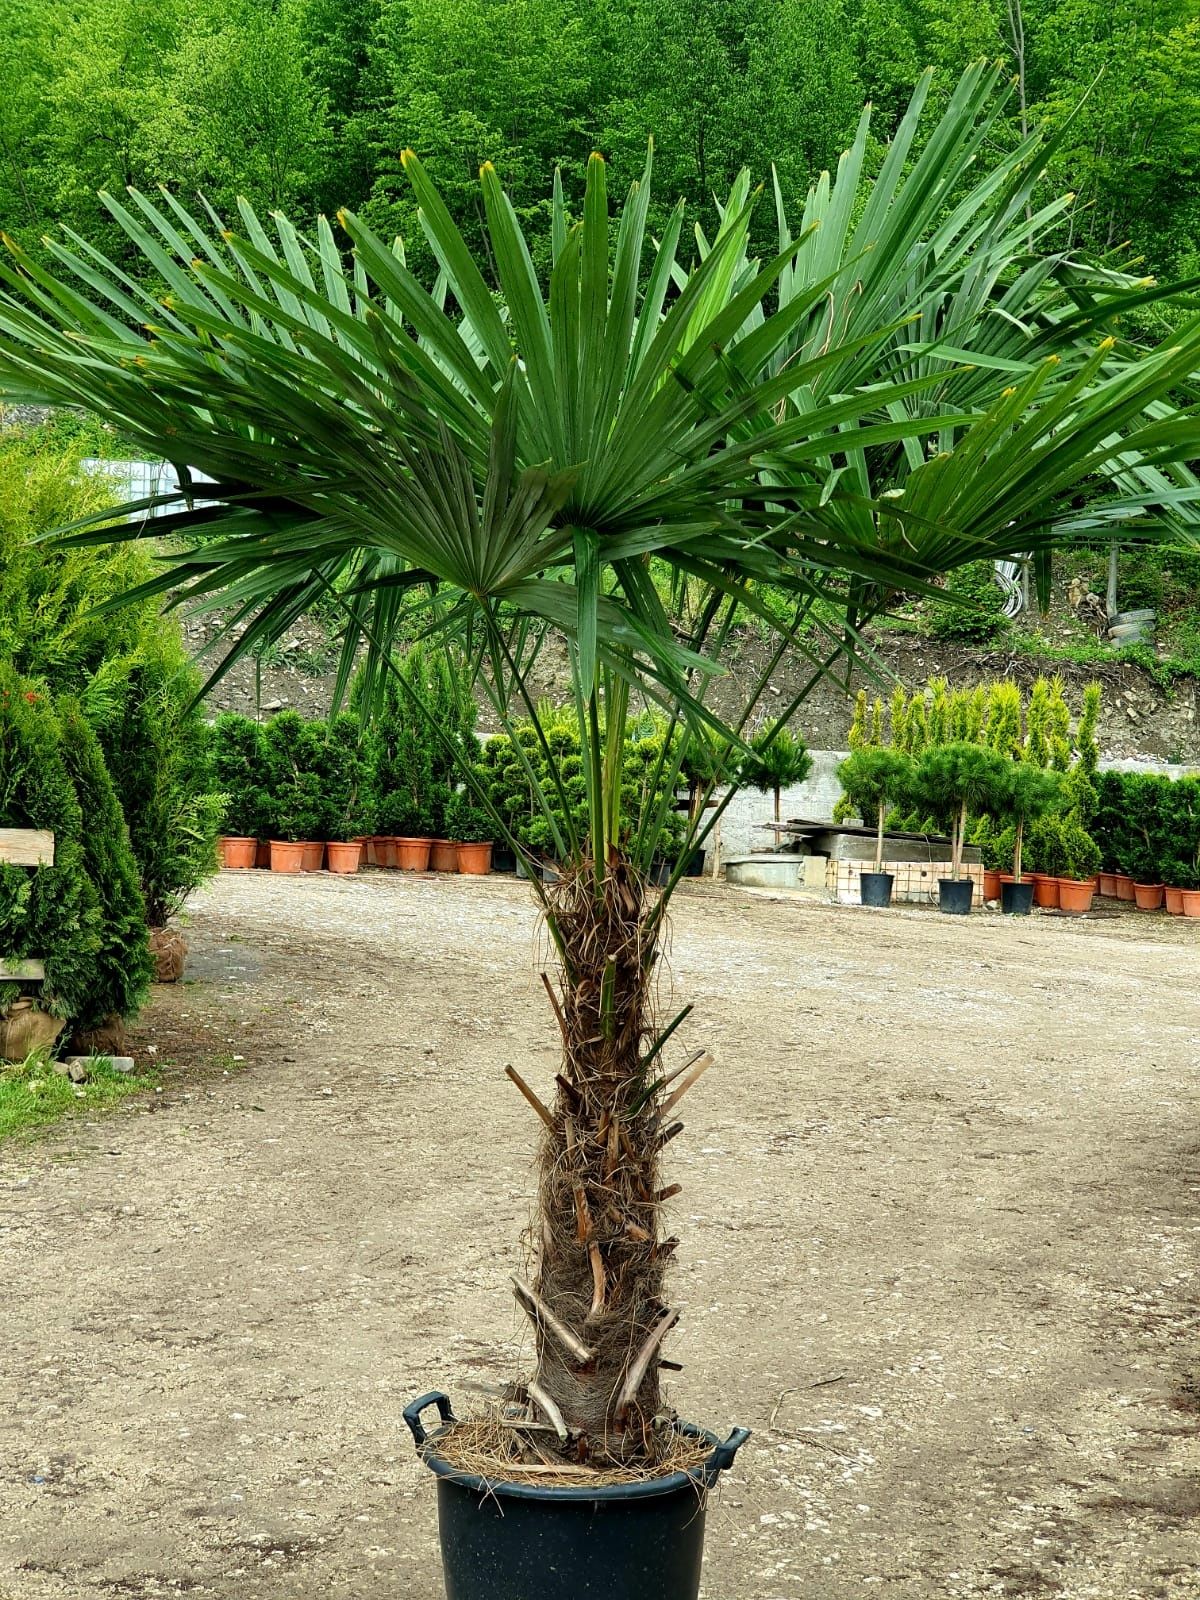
[527,858,677,1465]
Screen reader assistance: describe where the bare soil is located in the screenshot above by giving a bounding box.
[2,871,1198,1600]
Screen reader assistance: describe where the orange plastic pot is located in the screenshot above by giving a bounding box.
[1133,882,1164,911]
[326,841,363,874]
[270,840,305,873]
[1098,872,1117,897]
[1114,874,1135,901]
[982,869,1002,901]
[395,837,432,872]
[1057,877,1095,914]
[301,841,325,872]
[1032,873,1060,909]
[221,836,257,870]
[457,841,494,876]
[430,839,459,872]
[1164,886,1184,915]
[1182,890,1200,919]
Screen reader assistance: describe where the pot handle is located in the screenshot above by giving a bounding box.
[709,1425,751,1474]
[403,1390,456,1449]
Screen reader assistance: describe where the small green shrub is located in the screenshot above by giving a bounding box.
[92,637,223,927]
[56,697,152,1028]
[739,726,813,822]
[261,712,328,842]
[317,715,370,840]
[445,788,493,844]
[927,562,1009,643]
[211,713,270,838]
[0,667,101,1021]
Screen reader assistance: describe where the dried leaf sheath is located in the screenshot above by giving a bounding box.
[523,857,678,1464]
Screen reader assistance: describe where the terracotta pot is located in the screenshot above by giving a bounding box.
[220,836,257,870]
[0,997,65,1061]
[255,839,272,869]
[270,839,305,873]
[1032,873,1060,909]
[982,869,1002,901]
[375,837,396,868]
[1057,877,1095,915]
[430,838,459,873]
[1098,872,1117,898]
[355,836,376,867]
[149,925,187,982]
[1114,874,1136,901]
[395,837,432,872]
[999,872,1016,884]
[1133,882,1164,911]
[1181,889,1200,919]
[300,841,325,872]
[326,841,362,874]
[1164,886,1184,915]
[456,841,494,876]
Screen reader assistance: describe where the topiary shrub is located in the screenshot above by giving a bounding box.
[91,636,223,927]
[0,666,101,1023]
[260,711,328,842]
[316,714,370,841]
[739,726,813,823]
[56,695,153,1029]
[211,713,270,839]
[928,561,1009,643]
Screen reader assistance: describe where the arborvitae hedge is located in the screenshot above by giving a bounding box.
[0,665,102,1021]
[56,695,153,1027]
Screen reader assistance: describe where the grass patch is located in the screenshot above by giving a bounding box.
[0,1052,159,1142]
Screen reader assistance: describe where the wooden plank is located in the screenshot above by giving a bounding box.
[0,829,54,867]
[0,958,46,981]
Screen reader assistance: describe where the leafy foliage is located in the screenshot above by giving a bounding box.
[927,561,1009,643]
[260,712,328,843]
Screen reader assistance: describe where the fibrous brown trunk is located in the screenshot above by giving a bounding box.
[521,857,681,1466]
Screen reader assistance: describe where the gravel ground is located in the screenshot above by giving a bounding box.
[1,870,1198,1600]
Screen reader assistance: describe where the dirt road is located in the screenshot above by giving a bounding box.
[2,872,1198,1599]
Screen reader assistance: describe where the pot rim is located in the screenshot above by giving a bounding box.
[406,1393,748,1503]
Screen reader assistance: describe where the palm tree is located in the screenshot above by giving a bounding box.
[2,66,1200,1469]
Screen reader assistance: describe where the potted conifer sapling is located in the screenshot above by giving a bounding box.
[913,742,1008,914]
[991,765,1061,915]
[835,747,915,907]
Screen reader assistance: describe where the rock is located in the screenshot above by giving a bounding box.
[67,1060,88,1083]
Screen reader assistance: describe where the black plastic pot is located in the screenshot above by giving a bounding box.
[860,870,893,908]
[492,844,517,874]
[404,1391,749,1600]
[683,849,706,877]
[1000,879,1034,916]
[938,877,973,915]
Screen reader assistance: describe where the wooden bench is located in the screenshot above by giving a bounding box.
[0,828,54,982]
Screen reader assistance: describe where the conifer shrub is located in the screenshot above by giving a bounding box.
[210,713,270,839]
[56,696,153,1027]
[0,666,101,1021]
[92,636,223,927]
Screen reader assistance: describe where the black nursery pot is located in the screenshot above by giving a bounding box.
[859,870,894,908]
[938,876,974,915]
[1000,879,1034,916]
[404,1392,750,1600]
[491,843,517,874]
[683,849,706,877]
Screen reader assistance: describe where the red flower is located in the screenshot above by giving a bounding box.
[24,692,37,702]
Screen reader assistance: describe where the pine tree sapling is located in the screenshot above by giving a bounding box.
[261,712,327,843]
[992,764,1062,882]
[912,743,1009,880]
[741,726,812,823]
[318,714,369,842]
[836,748,915,873]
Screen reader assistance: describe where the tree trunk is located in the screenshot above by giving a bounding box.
[953,798,967,879]
[526,858,678,1465]
[875,801,885,874]
[1014,818,1024,882]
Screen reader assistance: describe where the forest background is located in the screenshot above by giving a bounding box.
[1,0,1196,290]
